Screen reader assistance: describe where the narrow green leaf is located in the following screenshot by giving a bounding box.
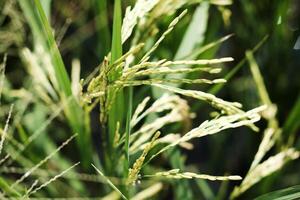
[40,0,51,20]
[33,0,72,95]
[283,94,300,138]
[109,0,123,136]
[18,0,45,47]
[246,50,272,105]
[108,0,124,176]
[92,164,128,200]
[255,185,300,200]
[109,0,123,130]
[21,0,93,167]
[196,179,215,200]
[111,0,123,65]
[0,177,21,197]
[93,0,110,56]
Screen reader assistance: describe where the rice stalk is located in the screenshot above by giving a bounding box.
[85,10,232,131]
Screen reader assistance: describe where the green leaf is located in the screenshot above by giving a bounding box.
[0,177,21,197]
[108,0,124,175]
[255,185,300,200]
[111,0,123,65]
[92,164,128,200]
[93,0,110,56]
[283,94,300,138]
[33,0,71,95]
[19,0,92,167]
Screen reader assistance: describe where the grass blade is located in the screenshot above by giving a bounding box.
[33,0,71,95]
[108,0,123,136]
[92,164,128,200]
[111,0,123,64]
[255,185,300,200]
[107,0,125,175]
[93,0,110,56]
[20,0,93,167]
[282,94,300,141]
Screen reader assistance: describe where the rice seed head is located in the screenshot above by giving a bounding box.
[127,131,160,185]
[129,94,192,152]
[121,0,160,43]
[149,106,266,162]
[140,10,187,63]
[147,169,242,181]
[131,96,151,127]
[231,148,300,199]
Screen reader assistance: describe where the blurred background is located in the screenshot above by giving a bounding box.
[1,0,299,199]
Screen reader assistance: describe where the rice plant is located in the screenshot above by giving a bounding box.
[0,0,299,199]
